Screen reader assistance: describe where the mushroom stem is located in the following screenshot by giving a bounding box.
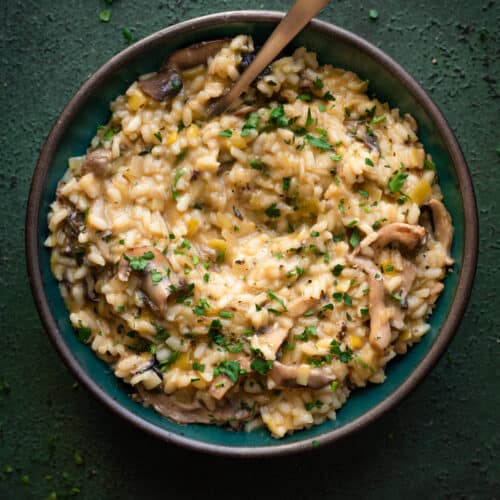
[268,361,335,389]
[118,247,175,315]
[347,255,392,351]
[426,199,454,265]
[372,222,426,251]
[139,39,229,101]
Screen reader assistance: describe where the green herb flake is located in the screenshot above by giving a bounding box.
[388,171,409,193]
[349,228,361,248]
[343,293,353,306]
[297,93,312,102]
[371,115,386,124]
[306,107,314,127]
[219,129,233,137]
[124,250,154,272]
[213,360,241,383]
[122,27,133,44]
[241,112,261,136]
[305,134,332,150]
[154,131,162,142]
[73,453,84,465]
[250,357,273,375]
[265,203,281,218]
[424,158,436,171]
[332,264,345,277]
[330,153,343,161]
[330,339,353,363]
[330,381,338,392]
[282,177,291,191]
[266,289,287,311]
[358,189,369,198]
[219,311,234,319]
[75,321,91,344]
[313,77,324,89]
[369,9,379,20]
[99,9,111,22]
[269,104,289,128]
[192,362,205,372]
[203,273,210,283]
[365,157,374,167]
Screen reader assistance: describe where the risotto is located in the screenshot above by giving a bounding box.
[46,36,454,438]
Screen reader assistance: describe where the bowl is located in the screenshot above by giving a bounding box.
[26,11,478,456]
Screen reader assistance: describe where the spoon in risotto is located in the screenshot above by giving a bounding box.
[208,0,330,117]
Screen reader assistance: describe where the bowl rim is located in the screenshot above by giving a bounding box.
[25,10,478,457]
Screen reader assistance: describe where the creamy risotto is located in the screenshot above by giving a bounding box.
[46,36,454,438]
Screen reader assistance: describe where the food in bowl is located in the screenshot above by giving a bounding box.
[45,35,454,438]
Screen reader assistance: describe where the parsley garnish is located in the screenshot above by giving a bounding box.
[124,251,154,272]
[388,170,408,193]
[305,134,332,150]
[219,311,234,319]
[250,358,273,375]
[213,361,241,383]
[330,340,353,363]
[75,321,91,344]
[282,177,291,191]
[266,289,287,311]
[219,129,232,137]
[241,112,260,136]
[332,264,344,277]
[265,203,281,218]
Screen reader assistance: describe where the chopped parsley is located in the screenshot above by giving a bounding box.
[150,269,163,286]
[124,251,154,272]
[99,9,111,22]
[265,203,281,218]
[203,273,210,283]
[388,170,408,193]
[295,326,318,341]
[75,321,91,344]
[305,400,323,411]
[314,77,324,89]
[424,158,436,171]
[332,264,345,277]
[172,168,185,201]
[365,157,375,167]
[266,289,287,311]
[213,361,241,383]
[306,107,314,127]
[154,131,162,142]
[269,104,289,127]
[241,112,260,136]
[219,311,234,319]
[250,357,273,375]
[330,153,343,161]
[371,115,386,124]
[192,362,205,372]
[369,9,379,20]
[358,189,369,198]
[305,134,332,150]
[219,129,232,137]
[330,340,353,363]
[349,228,361,247]
[282,177,291,191]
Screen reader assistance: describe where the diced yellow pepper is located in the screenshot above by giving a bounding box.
[230,135,247,149]
[399,330,412,341]
[207,238,227,252]
[410,180,432,205]
[349,335,364,350]
[172,352,190,370]
[166,131,178,146]
[186,218,199,236]
[380,260,397,276]
[128,89,147,111]
[186,124,199,139]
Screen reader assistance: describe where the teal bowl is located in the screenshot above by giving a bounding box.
[26,11,478,456]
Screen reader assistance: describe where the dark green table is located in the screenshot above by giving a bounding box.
[1,1,498,498]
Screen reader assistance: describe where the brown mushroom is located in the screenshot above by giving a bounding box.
[135,385,254,425]
[81,149,112,176]
[140,39,229,101]
[118,246,176,315]
[425,199,454,265]
[209,357,251,400]
[269,361,335,389]
[372,222,426,251]
[390,260,418,330]
[347,255,392,351]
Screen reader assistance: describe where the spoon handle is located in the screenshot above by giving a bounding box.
[210,0,330,116]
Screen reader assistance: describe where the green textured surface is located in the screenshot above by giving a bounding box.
[0,0,498,498]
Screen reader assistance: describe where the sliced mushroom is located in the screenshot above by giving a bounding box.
[118,247,176,315]
[269,361,335,389]
[372,223,426,251]
[347,255,392,351]
[399,260,417,308]
[81,149,112,176]
[251,323,290,361]
[208,357,251,400]
[425,199,454,265]
[136,385,255,425]
[140,39,229,101]
[287,296,322,317]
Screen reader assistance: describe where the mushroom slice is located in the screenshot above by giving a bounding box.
[269,361,334,389]
[426,199,454,265]
[118,247,175,315]
[390,259,418,330]
[81,149,112,176]
[347,255,392,351]
[208,357,251,400]
[372,223,426,251]
[250,323,290,361]
[140,39,229,101]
